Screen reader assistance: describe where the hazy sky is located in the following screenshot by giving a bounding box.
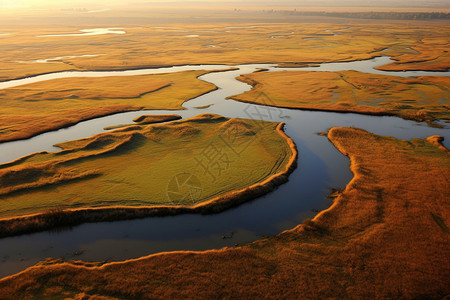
[1,0,449,9]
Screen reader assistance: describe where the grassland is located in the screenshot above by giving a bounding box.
[0,14,449,297]
[232,70,450,124]
[132,114,182,124]
[0,71,218,143]
[0,24,448,82]
[379,36,450,71]
[0,127,448,299]
[1,23,448,142]
[0,114,296,236]
[104,114,182,130]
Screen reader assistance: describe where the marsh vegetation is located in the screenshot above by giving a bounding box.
[0,114,295,236]
[233,70,450,124]
[0,4,448,298]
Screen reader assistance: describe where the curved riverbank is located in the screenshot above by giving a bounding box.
[1,128,448,299]
[0,57,448,279]
[0,122,297,238]
[1,56,448,147]
[2,23,448,84]
[231,70,450,126]
[0,70,227,144]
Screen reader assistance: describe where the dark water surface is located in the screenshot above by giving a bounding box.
[0,57,448,278]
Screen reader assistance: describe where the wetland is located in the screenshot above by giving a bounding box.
[0,8,448,299]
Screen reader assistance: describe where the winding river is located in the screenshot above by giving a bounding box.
[0,56,448,278]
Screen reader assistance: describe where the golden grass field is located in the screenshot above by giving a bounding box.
[104,114,183,130]
[379,35,450,71]
[0,23,448,82]
[232,70,450,123]
[0,14,449,297]
[0,114,294,224]
[132,114,182,124]
[0,70,217,143]
[1,127,448,299]
[0,23,449,144]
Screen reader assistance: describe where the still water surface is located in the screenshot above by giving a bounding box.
[0,56,448,278]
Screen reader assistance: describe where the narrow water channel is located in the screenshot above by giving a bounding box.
[0,56,448,278]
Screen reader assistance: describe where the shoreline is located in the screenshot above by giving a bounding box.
[2,56,447,145]
[231,95,446,126]
[2,54,444,85]
[1,128,448,298]
[0,70,227,144]
[0,122,298,239]
[0,65,239,84]
[231,75,449,126]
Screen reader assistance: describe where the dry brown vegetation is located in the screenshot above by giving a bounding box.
[0,24,448,82]
[104,114,182,130]
[1,23,448,143]
[379,36,450,71]
[0,71,216,143]
[132,114,182,124]
[0,114,296,237]
[0,127,448,299]
[232,70,450,123]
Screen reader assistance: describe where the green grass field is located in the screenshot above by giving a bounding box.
[0,114,294,219]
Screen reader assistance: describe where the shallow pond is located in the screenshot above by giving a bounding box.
[36,28,128,37]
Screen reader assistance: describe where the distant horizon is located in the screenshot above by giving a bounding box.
[1,0,450,10]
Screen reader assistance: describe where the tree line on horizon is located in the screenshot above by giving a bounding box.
[268,10,450,20]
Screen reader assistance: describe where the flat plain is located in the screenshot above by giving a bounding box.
[0,22,449,82]
[233,70,450,124]
[0,71,218,142]
[0,8,449,299]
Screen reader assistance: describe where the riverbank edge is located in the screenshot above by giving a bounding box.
[2,53,447,85]
[0,69,235,144]
[1,128,448,299]
[0,122,298,239]
[230,76,448,127]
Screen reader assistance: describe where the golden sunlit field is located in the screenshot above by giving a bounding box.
[232,70,450,124]
[0,23,449,82]
[0,70,217,142]
[0,3,449,299]
[0,23,449,143]
[1,127,448,299]
[0,114,296,236]
[103,114,183,130]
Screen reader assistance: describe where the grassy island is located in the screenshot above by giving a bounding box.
[232,70,450,124]
[0,114,296,237]
[0,71,218,143]
[1,127,447,299]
